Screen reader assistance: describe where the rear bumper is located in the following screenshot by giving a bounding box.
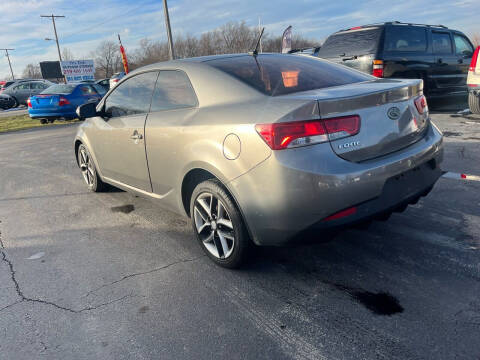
[228,122,443,246]
[29,109,77,119]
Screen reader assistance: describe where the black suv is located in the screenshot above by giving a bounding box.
[317,22,475,98]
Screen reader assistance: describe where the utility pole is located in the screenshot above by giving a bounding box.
[41,14,66,82]
[0,48,15,79]
[162,0,175,60]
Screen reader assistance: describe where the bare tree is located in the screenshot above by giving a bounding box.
[74,21,322,76]
[92,40,122,78]
[61,47,74,61]
[22,63,42,79]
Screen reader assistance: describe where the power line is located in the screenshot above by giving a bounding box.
[60,3,148,40]
[0,48,15,79]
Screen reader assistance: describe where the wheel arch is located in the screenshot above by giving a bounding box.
[73,135,104,180]
[181,166,255,245]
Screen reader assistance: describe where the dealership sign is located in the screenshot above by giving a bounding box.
[61,60,95,82]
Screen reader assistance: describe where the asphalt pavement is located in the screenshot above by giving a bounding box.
[0,112,479,359]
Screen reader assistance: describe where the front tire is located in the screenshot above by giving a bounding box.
[77,144,105,192]
[190,180,250,268]
[469,93,480,114]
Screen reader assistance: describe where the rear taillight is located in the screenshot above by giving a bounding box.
[27,98,32,108]
[372,59,384,78]
[470,46,479,73]
[414,95,428,115]
[255,115,360,150]
[59,96,70,106]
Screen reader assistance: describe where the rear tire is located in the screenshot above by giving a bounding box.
[77,144,106,192]
[11,97,18,109]
[190,179,250,268]
[40,119,47,124]
[469,93,480,114]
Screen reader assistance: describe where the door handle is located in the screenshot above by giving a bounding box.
[130,131,143,140]
[437,58,443,64]
[458,58,463,64]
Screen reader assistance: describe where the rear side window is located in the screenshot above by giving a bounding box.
[453,34,473,55]
[384,26,427,52]
[318,27,382,57]
[80,85,96,95]
[432,32,453,54]
[104,71,158,118]
[207,55,371,96]
[92,84,106,95]
[150,70,198,112]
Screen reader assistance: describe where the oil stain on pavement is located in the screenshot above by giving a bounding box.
[333,283,404,316]
[111,204,135,214]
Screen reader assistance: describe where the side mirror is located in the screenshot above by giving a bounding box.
[76,102,98,119]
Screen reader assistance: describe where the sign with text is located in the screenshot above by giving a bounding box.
[61,60,95,82]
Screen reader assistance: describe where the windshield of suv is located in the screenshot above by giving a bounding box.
[318,27,382,58]
[207,54,372,96]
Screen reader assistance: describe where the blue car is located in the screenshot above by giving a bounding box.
[28,82,106,123]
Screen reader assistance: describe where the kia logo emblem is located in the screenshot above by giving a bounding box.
[387,107,401,120]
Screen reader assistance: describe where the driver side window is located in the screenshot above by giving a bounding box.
[104,71,159,118]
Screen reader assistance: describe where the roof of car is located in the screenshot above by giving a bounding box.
[138,53,294,72]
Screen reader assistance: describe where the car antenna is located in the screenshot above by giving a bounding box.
[249,27,265,56]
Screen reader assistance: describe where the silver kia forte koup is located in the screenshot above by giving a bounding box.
[74,53,443,268]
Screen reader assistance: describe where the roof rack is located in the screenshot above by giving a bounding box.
[337,21,448,33]
[386,21,448,29]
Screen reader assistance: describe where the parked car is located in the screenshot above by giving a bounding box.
[75,54,443,268]
[95,78,110,92]
[2,79,53,107]
[0,93,16,109]
[317,22,475,98]
[28,82,105,123]
[467,46,480,114]
[109,72,125,89]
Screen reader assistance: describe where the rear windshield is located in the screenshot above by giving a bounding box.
[318,27,382,58]
[207,55,371,96]
[41,84,76,95]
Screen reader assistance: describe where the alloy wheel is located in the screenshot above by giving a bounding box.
[193,192,235,259]
[79,147,95,187]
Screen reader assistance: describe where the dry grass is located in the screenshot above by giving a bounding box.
[0,113,78,133]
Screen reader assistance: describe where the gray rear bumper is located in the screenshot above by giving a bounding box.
[228,122,444,246]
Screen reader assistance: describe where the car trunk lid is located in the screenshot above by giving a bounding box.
[288,78,428,162]
[31,94,61,109]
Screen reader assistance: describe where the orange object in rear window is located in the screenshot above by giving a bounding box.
[281,71,299,87]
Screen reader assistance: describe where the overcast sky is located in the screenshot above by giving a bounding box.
[0,0,478,79]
